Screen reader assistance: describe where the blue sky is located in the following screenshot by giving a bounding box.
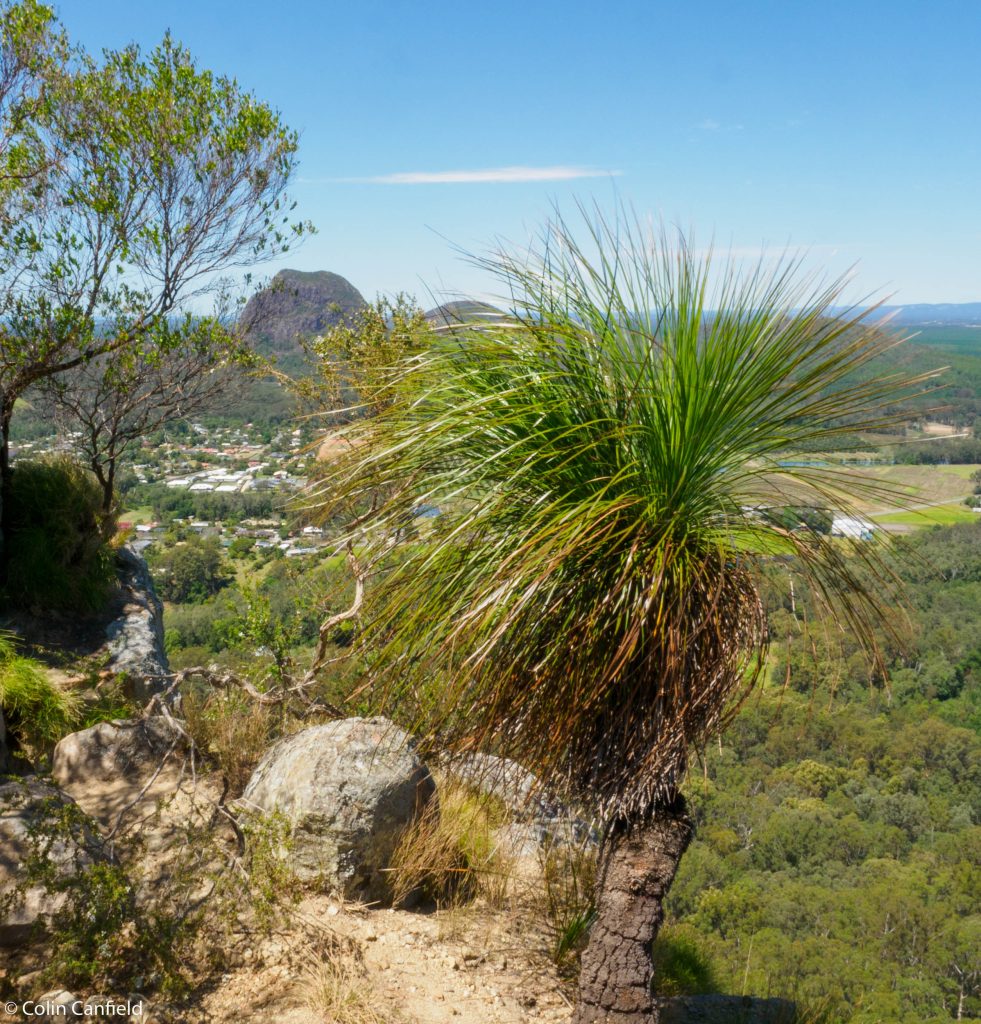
[59,0,981,306]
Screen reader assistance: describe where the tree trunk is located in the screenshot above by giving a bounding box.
[96,457,115,518]
[573,795,694,1024]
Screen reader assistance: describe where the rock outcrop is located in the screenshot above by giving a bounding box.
[241,717,435,903]
[242,269,367,357]
[443,750,595,855]
[442,751,557,821]
[105,547,169,700]
[52,716,184,793]
[0,778,106,947]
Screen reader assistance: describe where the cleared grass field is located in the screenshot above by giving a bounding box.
[840,463,979,512]
[873,502,978,528]
[119,505,155,525]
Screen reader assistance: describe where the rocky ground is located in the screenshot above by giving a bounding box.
[1,713,578,1024]
[0,551,793,1024]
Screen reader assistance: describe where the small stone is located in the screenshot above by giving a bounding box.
[35,991,80,1019]
[15,969,43,991]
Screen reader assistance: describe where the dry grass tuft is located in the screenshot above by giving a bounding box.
[303,956,388,1024]
[537,832,597,975]
[180,688,274,796]
[388,776,515,909]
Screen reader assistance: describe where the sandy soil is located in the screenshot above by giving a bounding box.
[186,895,572,1024]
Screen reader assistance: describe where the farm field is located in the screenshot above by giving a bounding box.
[873,501,979,529]
[840,463,978,515]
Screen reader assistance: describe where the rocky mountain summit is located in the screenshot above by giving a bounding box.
[242,269,367,357]
[423,300,507,329]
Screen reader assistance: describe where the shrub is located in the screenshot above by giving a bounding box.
[239,809,302,933]
[10,781,303,997]
[3,457,115,612]
[11,789,190,994]
[179,687,274,796]
[650,922,720,996]
[0,632,80,751]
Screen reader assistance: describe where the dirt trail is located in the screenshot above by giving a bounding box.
[193,894,573,1024]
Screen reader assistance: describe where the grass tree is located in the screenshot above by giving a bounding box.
[312,209,933,1022]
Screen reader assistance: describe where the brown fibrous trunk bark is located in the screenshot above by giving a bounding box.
[573,795,694,1024]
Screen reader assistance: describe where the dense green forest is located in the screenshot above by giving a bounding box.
[665,522,981,1022]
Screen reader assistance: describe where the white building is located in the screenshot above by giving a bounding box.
[831,516,876,541]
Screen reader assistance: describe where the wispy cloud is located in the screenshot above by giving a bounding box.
[306,165,622,185]
[695,118,744,133]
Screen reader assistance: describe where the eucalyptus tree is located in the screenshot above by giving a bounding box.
[0,9,307,553]
[312,209,933,1020]
[0,0,64,211]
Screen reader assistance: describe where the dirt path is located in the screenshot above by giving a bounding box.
[192,894,573,1024]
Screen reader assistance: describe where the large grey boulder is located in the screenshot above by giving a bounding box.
[105,546,169,701]
[443,750,595,854]
[0,778,106,947]
[52,715,184,791]
[442,751,552,821]
[654,995,797,1024]
[51,715,186,829]
[241,717,435,903]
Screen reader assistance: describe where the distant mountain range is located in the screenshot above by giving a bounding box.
[871,303,981,326]
[241,272,981,362]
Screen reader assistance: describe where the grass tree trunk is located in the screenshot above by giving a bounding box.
[573,795,693,1024]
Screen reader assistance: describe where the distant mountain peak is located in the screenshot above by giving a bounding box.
[242,269,367,356]
[424,300,510,329]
